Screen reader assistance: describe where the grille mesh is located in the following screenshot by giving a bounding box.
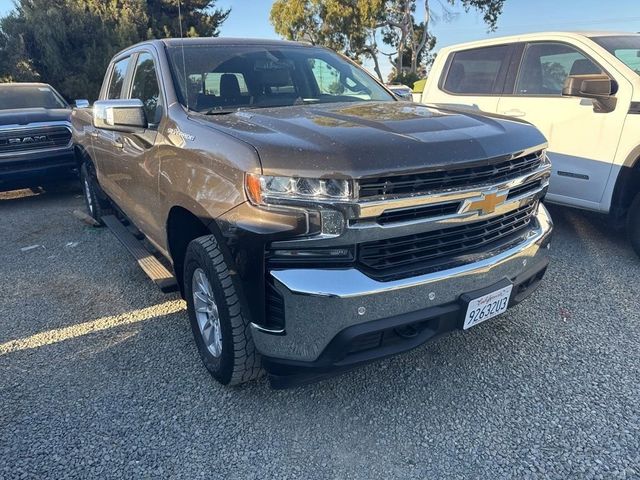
[0,126,72,154]
[358,204,537,280]
[358,150,544,198]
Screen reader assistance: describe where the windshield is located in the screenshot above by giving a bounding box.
[0,84,68,110]
[166,44,394,113]
[591,35,640,75]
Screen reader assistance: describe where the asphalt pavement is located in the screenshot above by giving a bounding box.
[1,185,639,479]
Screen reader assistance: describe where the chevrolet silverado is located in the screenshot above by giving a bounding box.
[72,38,553,388]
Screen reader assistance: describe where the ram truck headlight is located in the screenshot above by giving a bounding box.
[245,174,354,205]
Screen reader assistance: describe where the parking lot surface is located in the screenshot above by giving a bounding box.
[1,186,639,480]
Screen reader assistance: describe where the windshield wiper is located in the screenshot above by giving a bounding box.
[205,107,241,115]
[205,105,271,115]
[204,101,320,115]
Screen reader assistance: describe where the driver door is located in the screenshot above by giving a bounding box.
[111,51,165,240]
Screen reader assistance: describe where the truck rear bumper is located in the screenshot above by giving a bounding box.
[252,204,553,387]
[0,148,77,191]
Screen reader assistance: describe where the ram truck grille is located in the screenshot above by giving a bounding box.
[0,125,72,154]
[358,150,544,198]
[358,203,538,281]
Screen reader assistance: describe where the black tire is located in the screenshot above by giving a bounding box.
[628,192,640,259]
[183,235,262,385]
[80,163,110,226]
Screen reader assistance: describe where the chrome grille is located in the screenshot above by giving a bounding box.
[0,125,72,154]
[358,204,538,281]
[358,150,544,198]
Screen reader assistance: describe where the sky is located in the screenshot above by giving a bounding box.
[1,0,639,78]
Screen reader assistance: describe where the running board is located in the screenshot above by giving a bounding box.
[102,215,179,293]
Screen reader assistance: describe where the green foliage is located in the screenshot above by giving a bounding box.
[271,0,505,79]
[541,61,569,91]
[0,0,229,101]
[270,0,387,80]
[389,71,420,86]
[454,0,504,32]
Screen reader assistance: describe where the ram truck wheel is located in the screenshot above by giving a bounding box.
[628,192,640,259]
[80,163,111,226]
[183,235,263,385]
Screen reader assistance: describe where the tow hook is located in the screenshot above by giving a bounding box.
[395,324,419,339]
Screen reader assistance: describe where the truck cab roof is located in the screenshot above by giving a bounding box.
[437,31,639,52]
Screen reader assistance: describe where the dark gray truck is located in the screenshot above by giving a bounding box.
[72,38,553,388]
[0,83,77,192]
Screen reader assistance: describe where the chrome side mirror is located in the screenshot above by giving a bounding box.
[93,99,147,132]
[74,99,90,109]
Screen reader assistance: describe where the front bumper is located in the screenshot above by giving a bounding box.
[0,148,77,191]
[252,204,553,387]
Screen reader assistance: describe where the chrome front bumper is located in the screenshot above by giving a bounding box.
[252,204,553,362]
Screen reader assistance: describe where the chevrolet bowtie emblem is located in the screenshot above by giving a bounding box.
[463,191,509,215]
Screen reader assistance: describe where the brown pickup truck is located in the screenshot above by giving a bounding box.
[72,38,553,388]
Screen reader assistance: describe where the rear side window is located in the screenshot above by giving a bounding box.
[107,58,130,99]
[443,45,510,94]
[516,43,603,95]
[130,52,163,126]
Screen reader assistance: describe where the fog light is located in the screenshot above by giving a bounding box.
[321,209,345,235]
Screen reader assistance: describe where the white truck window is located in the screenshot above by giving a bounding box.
[442,45,510,94]
[515,43,601,95]
[591,35,640,75]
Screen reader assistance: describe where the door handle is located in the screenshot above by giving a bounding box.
[114,137,124,149]
[502,109,526,118]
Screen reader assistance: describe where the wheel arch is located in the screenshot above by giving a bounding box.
[165,205,234,297]
[74,143,94,169]
[611,151,640,223]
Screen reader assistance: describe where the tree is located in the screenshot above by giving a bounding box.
[383,0,504,80]
[0,0,230,101]
[271,0,505,82]
[383,16,436,77]
[146,0,230,38]
[270,0,388,81]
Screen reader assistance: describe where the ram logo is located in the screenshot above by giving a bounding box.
[8,135,49,145]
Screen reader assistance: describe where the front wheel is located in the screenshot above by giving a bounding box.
[628,192,640,259]
[184,235,263,385]
[80,163,110,226]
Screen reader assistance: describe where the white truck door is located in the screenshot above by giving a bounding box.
[497,41,629,211]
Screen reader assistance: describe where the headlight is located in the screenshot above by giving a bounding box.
[245,174,353,205]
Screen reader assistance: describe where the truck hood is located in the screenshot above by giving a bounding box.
[0,108,71,127]
[199,101,546,178]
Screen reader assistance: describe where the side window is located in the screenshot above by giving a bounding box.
[107,58,130,99]
[516,43,603,95]
[130,52,163,126]
[443,45,510,94]
[309,59,343,95]
[308,58,370,99]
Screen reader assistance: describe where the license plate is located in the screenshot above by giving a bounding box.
[463,284,513,330]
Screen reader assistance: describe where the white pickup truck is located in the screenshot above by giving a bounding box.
[421,32,640,257]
